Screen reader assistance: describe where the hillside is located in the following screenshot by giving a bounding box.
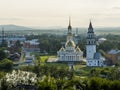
[0,24,33,31]
[0,24,120,35]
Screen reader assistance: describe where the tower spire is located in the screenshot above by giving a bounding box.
[88,20,94,33]
[87,20,95,45]
[68,16,72,30]
[89,20,93,29]
[69,16,71,26]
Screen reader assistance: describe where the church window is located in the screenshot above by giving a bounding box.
[89,41,90,44]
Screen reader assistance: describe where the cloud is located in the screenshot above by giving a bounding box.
[0,18,22,21]
[112,7,120,10]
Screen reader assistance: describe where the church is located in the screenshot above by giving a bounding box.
[57,18,83,62]
[86,21,105,66]
[57,18,105,67]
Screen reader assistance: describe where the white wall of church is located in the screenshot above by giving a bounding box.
[58,52,83,62]
[87,59,104,66]
[86,45,96,59]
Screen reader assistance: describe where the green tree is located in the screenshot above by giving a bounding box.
[0,40,8,48]
[0,59,13,71]
[0,49,7,60]
[14,40,22,53]
[0,71,6,79]
[37,76,57,90]
[90,68,101,77]
[98,41,115,52]
[88,77,104,90]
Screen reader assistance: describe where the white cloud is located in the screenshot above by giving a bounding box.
[0,0,120,27]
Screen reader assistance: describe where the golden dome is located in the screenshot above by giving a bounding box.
[76,46,81,52]
[65,40,76,47]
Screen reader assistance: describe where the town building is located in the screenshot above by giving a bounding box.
[22,39,40,52]
[106,49,120,65]
[24,55,35,65]
[86,21,105,66]
[57,18,83,62]
[97,38,107,44]
[0,28,26,46]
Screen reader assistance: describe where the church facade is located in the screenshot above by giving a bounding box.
[86,21,105,66]
[57,18,83,62]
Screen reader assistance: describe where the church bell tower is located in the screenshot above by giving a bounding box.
[86,21,96,60]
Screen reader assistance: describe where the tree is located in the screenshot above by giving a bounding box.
[0,71,6,79]
[37,76,57,90]
[0,49,7,60]
[88,77,105,90]
[100,68,111,78]
[0,59,13,71]
[90,68,101,77]
[0,40,8,48]
[0,70,37,90]
[14,40,22,53]
[98,41,116,52]
[117,42,120,49]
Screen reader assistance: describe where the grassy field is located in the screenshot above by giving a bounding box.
[40,56,49,63]
[39,55,57,63]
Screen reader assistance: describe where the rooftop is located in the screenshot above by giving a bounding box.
[108,49,120,54]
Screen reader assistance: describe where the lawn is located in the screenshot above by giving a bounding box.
[39,55,57,63]
[40,56,49,63]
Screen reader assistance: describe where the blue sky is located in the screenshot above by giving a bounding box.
[0,0,120,27]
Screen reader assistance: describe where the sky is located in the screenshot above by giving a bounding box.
[0,0,120,27]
